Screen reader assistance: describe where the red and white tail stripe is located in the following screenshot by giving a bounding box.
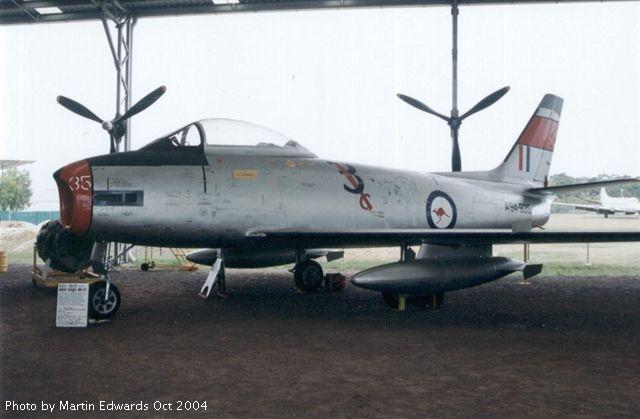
[498,94,563,184]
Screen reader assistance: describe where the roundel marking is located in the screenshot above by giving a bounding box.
[426,191,457,229]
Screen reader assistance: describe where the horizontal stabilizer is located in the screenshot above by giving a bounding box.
[553,202,614,214]
[529,178,640,194]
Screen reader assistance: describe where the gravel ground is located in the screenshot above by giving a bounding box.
[2,263,640,417]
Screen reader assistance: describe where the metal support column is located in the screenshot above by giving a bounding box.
[451,0,459,122]
[449,0,461,171]
[99,3,136,152]
[124,16,135,151]
[97,1,135,265]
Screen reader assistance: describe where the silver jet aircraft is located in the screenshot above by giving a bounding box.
[38,89,640,318]
[555,187,640,217]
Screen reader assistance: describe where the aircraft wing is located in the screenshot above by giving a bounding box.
[247,229,640,248]
[553,202,613,214]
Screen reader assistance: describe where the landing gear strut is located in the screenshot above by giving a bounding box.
[294,259,324,292]
[199,255,227,299]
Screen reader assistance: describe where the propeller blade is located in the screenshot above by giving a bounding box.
[396,94,449,122]
[451,128,462,172]
[459,86,510,120]
[56,96,103,124]
[118,86,167,123]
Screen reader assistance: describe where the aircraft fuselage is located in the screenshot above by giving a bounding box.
[57,148,552,249]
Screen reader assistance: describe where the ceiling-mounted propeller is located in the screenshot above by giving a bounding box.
[397,86,510,172]
[57,86,167,153]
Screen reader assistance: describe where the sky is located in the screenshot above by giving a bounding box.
[1,3,639,210]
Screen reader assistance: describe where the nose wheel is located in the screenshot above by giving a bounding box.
[89,280,121,319]
[294,260,324,292]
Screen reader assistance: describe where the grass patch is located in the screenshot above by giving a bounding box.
[539,263,639,277]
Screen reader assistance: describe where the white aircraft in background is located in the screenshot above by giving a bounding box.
[555,187,640,218]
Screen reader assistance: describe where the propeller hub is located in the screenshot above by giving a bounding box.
[102,121,113,131]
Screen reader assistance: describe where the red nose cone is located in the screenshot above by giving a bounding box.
[54,160,93,235]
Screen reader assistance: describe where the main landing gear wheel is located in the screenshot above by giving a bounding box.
[140,261,156,271]
[294,260,324,292]
[89,281,121,320]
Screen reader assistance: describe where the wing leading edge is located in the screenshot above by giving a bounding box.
[247,229,640,248]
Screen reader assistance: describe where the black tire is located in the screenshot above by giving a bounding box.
[51,228,93,273]
[36,220,93,273]
[382,291,399,309]
[89,281,121,320]
[36,220,62,262]
[294,260,324,292]
[141,263,149,272]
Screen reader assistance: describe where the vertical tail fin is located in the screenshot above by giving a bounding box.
[600,187,609,203]
[496,94,563,185]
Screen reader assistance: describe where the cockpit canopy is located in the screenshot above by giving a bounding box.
[142,118,316,158]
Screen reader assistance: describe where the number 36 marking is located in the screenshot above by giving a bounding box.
[68,175,92,191]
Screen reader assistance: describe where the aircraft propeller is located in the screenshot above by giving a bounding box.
[397,86,510,172]
[57,86,167,153]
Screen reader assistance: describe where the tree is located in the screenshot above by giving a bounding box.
[0,169,32,218]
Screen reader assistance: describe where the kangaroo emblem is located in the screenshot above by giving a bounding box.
[432,207,450,224]
[426,191,457,229]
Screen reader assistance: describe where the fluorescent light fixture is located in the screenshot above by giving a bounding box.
[212,0,240,4]
[35,7,63,14]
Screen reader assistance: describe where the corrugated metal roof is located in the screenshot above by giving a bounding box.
[0,0,634,25]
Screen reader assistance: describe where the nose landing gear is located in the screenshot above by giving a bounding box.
[86,242,131,320]
[89,280,121,319]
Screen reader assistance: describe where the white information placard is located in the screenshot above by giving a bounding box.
[56,283,89,328]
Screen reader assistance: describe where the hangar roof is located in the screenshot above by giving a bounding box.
[0,0,634,25]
